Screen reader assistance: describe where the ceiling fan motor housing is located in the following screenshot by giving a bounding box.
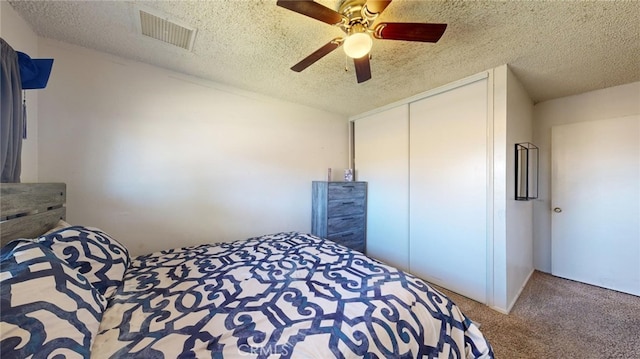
[339,0,374,29]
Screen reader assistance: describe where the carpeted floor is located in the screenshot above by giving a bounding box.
[437,271,640,358]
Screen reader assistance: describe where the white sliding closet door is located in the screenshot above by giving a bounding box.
[354,105,410,271]
[409,79,488,303]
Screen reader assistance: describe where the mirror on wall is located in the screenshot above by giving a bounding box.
[515,142,539,201]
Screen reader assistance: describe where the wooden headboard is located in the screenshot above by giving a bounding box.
[0,183,66,246]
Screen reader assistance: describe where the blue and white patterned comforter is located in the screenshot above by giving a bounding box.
[93,232,493,358]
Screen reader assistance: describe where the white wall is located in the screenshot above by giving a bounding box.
[504,66,534,309]
[1,1,39,182]
[533,81,640,272]
[37,39,348,255]
[491,65,534,312]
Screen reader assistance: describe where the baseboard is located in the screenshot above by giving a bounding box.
[488,305,509,314]
[505,269,535,313]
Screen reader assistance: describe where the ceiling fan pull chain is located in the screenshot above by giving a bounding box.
[344,54,349,72]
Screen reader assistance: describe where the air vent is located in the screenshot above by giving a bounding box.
[138,8,197,51]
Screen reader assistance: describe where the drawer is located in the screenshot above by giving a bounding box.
[327,214,365,234]
[327,197,365,217]
[328,183,366,200]
[328,230,365,252]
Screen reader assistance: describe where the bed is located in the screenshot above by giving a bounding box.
[0,183,493,358]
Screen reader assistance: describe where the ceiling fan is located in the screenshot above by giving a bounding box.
[276,0,447,83]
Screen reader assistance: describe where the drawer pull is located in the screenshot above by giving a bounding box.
[340,232,354,237]
[342,201,354,205]
[341,217,354,221]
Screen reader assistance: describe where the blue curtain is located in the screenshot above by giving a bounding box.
[1,38,23,183]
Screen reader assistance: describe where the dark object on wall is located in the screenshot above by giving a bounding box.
[1,38,23,183]
[17,51,53,90]
[515,142,538,201]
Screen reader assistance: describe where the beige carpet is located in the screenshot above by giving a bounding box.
[437,271,640,358]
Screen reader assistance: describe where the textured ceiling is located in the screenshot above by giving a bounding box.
[8,0,640,116]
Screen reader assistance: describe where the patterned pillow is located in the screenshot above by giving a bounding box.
[0,240,107,358]
[40,226,130,298]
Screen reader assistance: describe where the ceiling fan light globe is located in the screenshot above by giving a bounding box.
[343,32,372,58]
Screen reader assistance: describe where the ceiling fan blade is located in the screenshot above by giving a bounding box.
[364,0,392,14]
[291,39,342,72]
[373,22,447,42]
[276,0,344,25]
[354,56,372,83]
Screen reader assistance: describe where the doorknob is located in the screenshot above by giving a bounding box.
[554,207,562,213]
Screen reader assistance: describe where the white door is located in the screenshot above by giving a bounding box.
[354,105,410,271]
[551,115,640,296]
[409,78,488,303]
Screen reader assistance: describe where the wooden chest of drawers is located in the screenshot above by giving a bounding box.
[311,181,367,252]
